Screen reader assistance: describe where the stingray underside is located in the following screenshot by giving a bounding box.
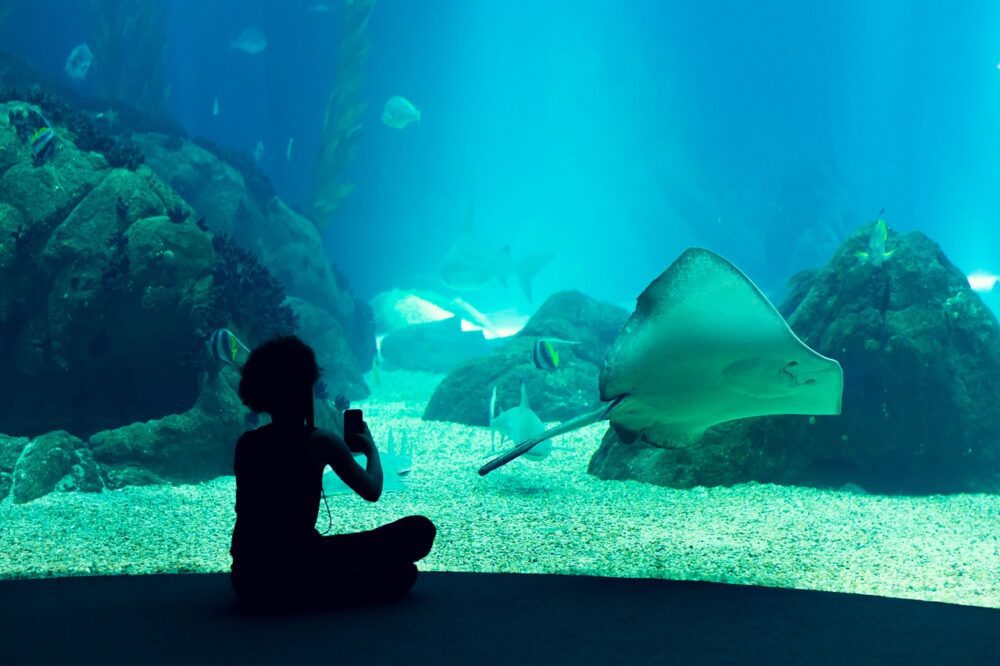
[600,247,843,445]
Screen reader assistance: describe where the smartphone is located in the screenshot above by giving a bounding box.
[344,409,364,451]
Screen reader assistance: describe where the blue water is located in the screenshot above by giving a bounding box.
[6,0,1000,308]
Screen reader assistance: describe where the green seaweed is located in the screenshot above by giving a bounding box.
[311,0,376,225]
[89,0,169,117]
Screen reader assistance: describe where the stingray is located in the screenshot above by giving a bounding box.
[478,248,843,476]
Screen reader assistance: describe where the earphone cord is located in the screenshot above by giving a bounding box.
[319,488,333,536]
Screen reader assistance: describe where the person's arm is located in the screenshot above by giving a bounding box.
[312,426,383,502]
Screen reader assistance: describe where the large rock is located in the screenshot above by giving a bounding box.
[380,317,499,373]
[136,134,374,390]
[423,291,628,425]
[2,157,216,436]
[0,434,30,500]
[88,367,248,487]
[11,430,103,503]
[287,296,368,399]
[590,224,1000,494]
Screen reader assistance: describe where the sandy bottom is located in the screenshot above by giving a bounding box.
[1,370,998,609]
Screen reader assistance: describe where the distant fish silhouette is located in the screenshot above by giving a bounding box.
[65,44,93,81]
[381,96,421,129]
[439,200,554,302]
[230,28,267,54]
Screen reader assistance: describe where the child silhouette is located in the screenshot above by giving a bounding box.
[229,336,435,611]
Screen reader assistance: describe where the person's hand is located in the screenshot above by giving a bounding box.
[346,423,376,456]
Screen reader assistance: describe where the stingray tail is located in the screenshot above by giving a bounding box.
[478,398,621,476]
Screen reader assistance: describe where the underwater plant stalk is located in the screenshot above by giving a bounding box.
[311,0,376,225]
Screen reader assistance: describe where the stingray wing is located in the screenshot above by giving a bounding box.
[600,248,842,444]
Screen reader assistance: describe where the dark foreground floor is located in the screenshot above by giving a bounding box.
[0,572,996,665]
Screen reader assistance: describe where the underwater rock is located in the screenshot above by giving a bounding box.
[10,430,103,503]
[423,291,627,425]
[380,317,499,373]
[0,103,356,438]
[1,156,216,437]
[132,134,249,237]
[0,434,30,500]
[89,367,248,487]
[287,296,369,400]
[590,224,1000,494]
[135,133,371,394]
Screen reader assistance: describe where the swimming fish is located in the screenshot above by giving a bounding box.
[488,383,550,461]
[370,339,384,388]
[212,98,219,116]
[230,28,268,54]
[253,141,264,163]
[322,429,410,495]
[480,248,843,475]
[439,201,554,302]
[532,338,581,370]
[31,127,56,163]
[968,271,1000,293]
[94,109,118,128]
[533,339,559,370]
[855,215,895,266]
[65,44,93,81]
[207,328,250,366]
[306,3,332,12]
[381,96,421,129]
[386,430,412,476]
[286,137,294,162]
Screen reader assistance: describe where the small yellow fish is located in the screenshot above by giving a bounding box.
[855,218,895,266]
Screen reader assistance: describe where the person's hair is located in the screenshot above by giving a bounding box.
[238,335,320,415]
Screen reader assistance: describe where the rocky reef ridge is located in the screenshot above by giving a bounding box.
[590,224,1000,494]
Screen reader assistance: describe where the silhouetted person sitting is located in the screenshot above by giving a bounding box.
[230,335,436,612]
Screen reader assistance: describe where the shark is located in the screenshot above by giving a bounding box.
[479,247,844,475]
[488,383,551,461]
[323,429,411,495]
[438,200,555,303]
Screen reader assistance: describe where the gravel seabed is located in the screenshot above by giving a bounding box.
[1,370,998,609]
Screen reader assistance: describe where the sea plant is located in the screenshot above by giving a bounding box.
[89,0,169,117]
[311,0,376,224]
[167,204,190,224]
[201,233,298,346]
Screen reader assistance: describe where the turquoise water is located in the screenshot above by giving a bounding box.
[0,1,998,607]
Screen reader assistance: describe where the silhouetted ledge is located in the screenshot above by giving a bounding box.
[0,572,995,665]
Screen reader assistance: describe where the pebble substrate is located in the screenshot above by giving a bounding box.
[1,371,997,609]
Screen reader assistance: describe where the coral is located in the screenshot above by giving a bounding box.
[167,204,190,224]
[202,233,298,345]
[0,84,148,170]
[104,137,144,170]
[7,107,42,143]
